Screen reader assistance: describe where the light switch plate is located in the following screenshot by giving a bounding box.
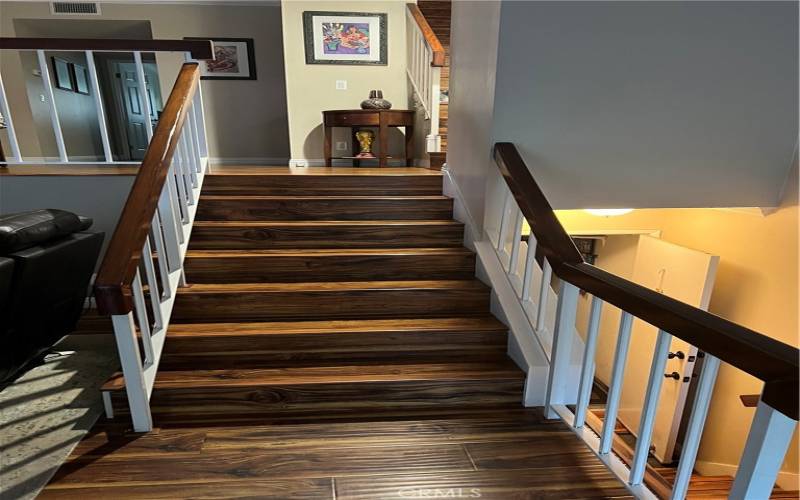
[335,80,347,90]
[335,141,348,151]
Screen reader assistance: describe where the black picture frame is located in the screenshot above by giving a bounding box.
[303,11,388,66]
[184,37,257,80]
[51,57,74,91]
[72,63,90,95]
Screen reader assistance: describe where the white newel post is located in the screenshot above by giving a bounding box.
[544,281,579,419]
[729,400,797,499]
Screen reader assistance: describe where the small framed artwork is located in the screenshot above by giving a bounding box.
[184,37,256,80]
[51,57,73,91]
[72,64,90,95]
[303,11,387,65]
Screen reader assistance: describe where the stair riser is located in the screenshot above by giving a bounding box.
[160,331,506,360]
[202,175,443,196]
[172,288,490,322]
[110,379,522,418]
[189,224,464,249]
[196,197,453,221]
[184,252,475,282]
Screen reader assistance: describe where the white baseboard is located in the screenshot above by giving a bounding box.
[208,157,289,166]
[694,460,799,491]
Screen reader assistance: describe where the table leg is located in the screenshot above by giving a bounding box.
[324,125,332,167]
[378,116,388,168]
[405,125,414,167]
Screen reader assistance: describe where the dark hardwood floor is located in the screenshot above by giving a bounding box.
[41,408,633,499]
[42,167,632,498]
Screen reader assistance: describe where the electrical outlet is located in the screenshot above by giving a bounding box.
[335,141,348,151]
[39,94,46,103]
[335,80,347,90]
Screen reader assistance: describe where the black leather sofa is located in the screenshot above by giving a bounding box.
[0,209,104,384]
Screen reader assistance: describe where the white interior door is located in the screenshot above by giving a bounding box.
[617,235,718,463]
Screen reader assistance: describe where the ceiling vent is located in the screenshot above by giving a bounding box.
[50,2,101,15]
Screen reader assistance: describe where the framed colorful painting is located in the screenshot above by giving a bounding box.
[184,37,257,80]
[303,11,387,65]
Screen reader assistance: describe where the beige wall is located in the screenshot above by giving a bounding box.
[280,0,409,165]
[556,188,799,483]
[0,1,290,163]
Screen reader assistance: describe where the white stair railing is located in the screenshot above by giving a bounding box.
[0,38,212,164]
[489,142,799,500]
[406,4,444,154]
[94,63,207,432]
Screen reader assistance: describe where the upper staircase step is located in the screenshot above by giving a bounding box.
[203,167,443,196]
[189,220,464,249]
[196,195,453,221]
[184,247,475,283]
[170,280,491,322]
[159,317,508,368]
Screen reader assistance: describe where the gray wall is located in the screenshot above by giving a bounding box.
[446,0,502,230]
[491,1,798,209]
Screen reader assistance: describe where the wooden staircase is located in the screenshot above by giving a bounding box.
[418,0,451,168]
[103,167,524,424]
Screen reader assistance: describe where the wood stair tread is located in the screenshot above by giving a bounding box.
[165,316,508,338]
[177,280,489,293]
[103,361,523,391]
[184,247,473,258]
[193,220,462,227]
[199,195,451,200]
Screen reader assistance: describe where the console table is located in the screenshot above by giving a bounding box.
[323,109,414,167]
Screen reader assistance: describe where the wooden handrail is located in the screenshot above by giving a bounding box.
[94,63,201,315]
[493,141,799,420]
[0,37,214,59]
[406,4,446,67]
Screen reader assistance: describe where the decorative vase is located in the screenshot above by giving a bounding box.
[354,129,376,158]
[360,90,392,110]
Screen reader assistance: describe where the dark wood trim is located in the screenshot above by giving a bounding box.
[0,38,214,59]
[94,63,201,315]
[406,4,446,67]
[740,394,760,408]
[493,142,799,420]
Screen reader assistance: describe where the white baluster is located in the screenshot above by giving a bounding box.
[157,177,183,271]
[180,133,198,191]
[521,233,538,301]
[111,312,152,432]
[131,269,154,364]
[133,51,154,139]
[150,212,172,299]
[535,258,553,333]
[171,157,190,222]
[599,311,634,454]
[730,399,797,499]
[141,236,163,329]
[36,50,68,162]
[630,329,672,484]
[496,190,512,252]
[85,50,113,162]
[574,295,603,428]
[0,71,22,161]
[186,103,203,173]
[671,354,720,499]
[544,281,580,419]
[508,209,524,276]
[192,82,208,159]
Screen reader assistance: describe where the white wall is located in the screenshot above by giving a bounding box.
[444,0,501,231]
[491,1,798,209]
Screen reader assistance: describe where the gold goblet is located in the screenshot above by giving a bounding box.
[355,129,376,158]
